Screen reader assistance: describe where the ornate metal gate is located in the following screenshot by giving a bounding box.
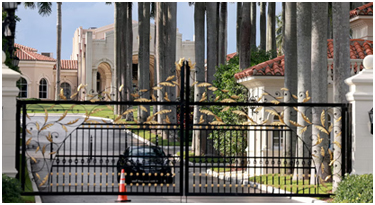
[16,60,351,197]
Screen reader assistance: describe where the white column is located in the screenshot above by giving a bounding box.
[345,55,373,175]
[2,51,21,177]
[85,31,93,100]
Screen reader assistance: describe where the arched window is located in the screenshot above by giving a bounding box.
[61,82,71,99]
[39,78,48,99]
[17,77,27,98]
[97,72,101,92]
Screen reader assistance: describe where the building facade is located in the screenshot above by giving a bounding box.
[16,21,195,100]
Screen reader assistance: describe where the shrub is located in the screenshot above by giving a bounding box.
[331,173,373,203]
[2,174,24,203]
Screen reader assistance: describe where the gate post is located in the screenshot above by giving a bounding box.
[2,51,21,177]
[345,55,373,175]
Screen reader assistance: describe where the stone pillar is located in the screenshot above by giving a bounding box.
[2,51,21,177]
[345,55,373,175]
[85,31,93,99]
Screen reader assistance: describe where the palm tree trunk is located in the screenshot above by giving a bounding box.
[332,2,350,191]
[125,3,134,121]
[250,2,257,50]
[240,3,250,70]
[138,2,150,123]
[282,2,286,54]
[259,2,266,51]
[156,2,166,130]
[296,2,312,180]
[55,2,62,100]
[206,2,218,155]
[192,2,206,156]
[218,2,227,66]
[165,2,177,141]
[311,2,331,184]
[283,2,297,176]
[267,2,276,58]
[236,2,242,54]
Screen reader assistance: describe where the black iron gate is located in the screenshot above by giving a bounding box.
[16,61,351,197]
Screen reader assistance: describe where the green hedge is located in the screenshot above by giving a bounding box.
[331,173,373,203]
[2,174,24,203]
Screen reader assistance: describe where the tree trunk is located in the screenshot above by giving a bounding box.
[55,2,62,100]
[114,3,120,114]
[266,2,276,58]
[138,2,150,123]
[296,2,312,180]
[282,2,286,54]
[206,2,218,155]
[236,2,242,54]
[332,2,350,192]
[259,2,266,51]
[218,2,227,66]
[240,3,250,70]
[118,3,127,115]
[192,2,206,156]
[250,2,257,50]
[283,2,297,176]
[311,2,331,184]
[165,2,177,140]
[125,3,134,121]
[156,2,166,127]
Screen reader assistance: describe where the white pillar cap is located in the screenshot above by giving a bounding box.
[363,55,373,70]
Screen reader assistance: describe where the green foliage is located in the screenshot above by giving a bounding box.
[208,49,274,158]
[331,173,373,203]
[2,174,24,203]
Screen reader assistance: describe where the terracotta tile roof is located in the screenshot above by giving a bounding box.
[53,60,78,70]
[234,39,373,80]
[15,43,56,62]
[350,2,373,18]
[226,52,237,61]
[14,43,38,52]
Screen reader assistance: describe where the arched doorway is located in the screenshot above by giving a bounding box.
[96,62,112,93]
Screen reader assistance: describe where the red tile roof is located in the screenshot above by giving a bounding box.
[53,60,78,70]
[234,39,373,80]
[15,43,56,62]
[226,52,237,61]
[350,2,373,18]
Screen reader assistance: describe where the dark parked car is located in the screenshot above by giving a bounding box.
[116,146,175,183]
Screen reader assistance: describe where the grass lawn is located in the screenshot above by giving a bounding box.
[249,173,332,194]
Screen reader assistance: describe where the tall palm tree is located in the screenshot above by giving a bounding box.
[259,2,267,51]
[218,2,227,66]
[332,2,350,191]
[283,2,297,176]
[275,14,283,56]
[165,2,177,137]
[296,2,312,180]
[156,2,165,127]
[125,3,134,121]
[250,2,257,50]
[137,2,150,123]
[236,2,242,53]
[311,2,331,183]
[55,2,62,100]
[266,2,276,58]
[239,3,250,70]
[192,2,206,156]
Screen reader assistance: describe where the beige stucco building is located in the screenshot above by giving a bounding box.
[16,21,195,100]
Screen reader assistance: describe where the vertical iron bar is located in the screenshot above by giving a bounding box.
[341,104,347,177]
[179,60,185,196]
[15,100,21,180]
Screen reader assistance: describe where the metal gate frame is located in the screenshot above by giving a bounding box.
[16,61,352,197]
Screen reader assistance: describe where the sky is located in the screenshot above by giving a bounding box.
[15,2,282,60]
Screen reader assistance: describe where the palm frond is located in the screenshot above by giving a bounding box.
[37,2,52,17]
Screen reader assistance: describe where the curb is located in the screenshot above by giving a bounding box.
[26,159,42,203]
[205,169,326,203]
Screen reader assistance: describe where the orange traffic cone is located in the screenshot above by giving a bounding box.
[115,169,131,202]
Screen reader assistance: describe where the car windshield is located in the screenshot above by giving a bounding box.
[129,147,165,157]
